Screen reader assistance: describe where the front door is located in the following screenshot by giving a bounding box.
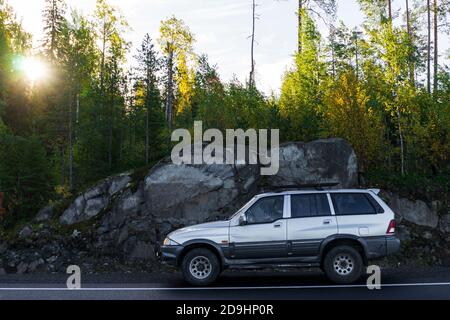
[229,195,287,260]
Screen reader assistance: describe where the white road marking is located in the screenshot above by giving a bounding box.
[0,282,450,291]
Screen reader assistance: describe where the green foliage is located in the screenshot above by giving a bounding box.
[0,1,449,228]
[0,134,53,226]
[279,10,325,142]
[323,70,385,170]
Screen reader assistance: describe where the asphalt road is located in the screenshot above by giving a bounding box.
[0,266,449,300]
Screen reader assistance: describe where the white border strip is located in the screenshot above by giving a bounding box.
[0,282,450,291]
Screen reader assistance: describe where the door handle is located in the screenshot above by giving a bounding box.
[274,223,282,228]
[323,219,332,225]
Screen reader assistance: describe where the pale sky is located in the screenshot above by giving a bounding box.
[7,0,450,94]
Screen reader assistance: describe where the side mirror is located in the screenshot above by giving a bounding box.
[239,214,248,226]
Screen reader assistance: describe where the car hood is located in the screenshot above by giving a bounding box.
[168,220,230,245]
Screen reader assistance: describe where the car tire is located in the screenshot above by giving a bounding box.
[181,248,221,286]
[323,245,364,284]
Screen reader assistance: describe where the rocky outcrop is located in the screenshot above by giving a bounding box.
[1,138,359,273]
[383,192,439,228]
[1,138,448,273]
[59,174,132,225]
[268,139,358,188]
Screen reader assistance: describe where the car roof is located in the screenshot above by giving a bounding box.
[256,189,379,198]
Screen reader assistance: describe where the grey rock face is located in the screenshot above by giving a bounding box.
[59,174,132,225]
[267,139,358,188]
[384,193,439,228]
[144,162,259,224]
[440,215,450,233]
[18,226,33,239]
[0,242,7,254]
[34,206,54,222]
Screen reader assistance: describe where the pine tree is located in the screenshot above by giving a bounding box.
[42,0,66,62]
[135,34,161,164]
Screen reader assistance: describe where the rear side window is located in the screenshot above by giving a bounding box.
[331,193,378,216]
[291,194,331,218]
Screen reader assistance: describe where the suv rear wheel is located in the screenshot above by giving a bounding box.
[181,248,221,286]
[323,245,364,284]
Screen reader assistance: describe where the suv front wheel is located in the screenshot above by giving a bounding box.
[323,246,364,284]
[181,248,221,286]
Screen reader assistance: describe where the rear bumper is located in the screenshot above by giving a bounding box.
[386,236,401,255]
[364,236,401,259]
[156,244,184,266]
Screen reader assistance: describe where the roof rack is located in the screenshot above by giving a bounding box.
[260,182,340,193]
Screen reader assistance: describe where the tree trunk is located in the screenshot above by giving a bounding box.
[397,108,405,176]
[249,0,256,88]
[145,103,150,165]
[145,54,151,165]
[166,48,174,132]
[330,26,336,78]
[354,32,359,80]
[108,94,114,169]
[387,0,392,22]
[406,0,415,86]
[68,93,74,190]
[60,146,65,186]
[427,0,432,93]
[298,0,303,53]
[433,0,438,93]
[100,26,106,93]
[108,72,116,169]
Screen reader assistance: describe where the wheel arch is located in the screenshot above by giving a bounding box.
[177,240,226,268]
[319,235,369,266]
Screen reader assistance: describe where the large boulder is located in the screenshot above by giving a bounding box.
[143,161,260,225]
[268,139,358,188]
[383,192,439,228]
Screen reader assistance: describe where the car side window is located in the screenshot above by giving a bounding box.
[291,194,331,218]
[246,196,284,225]
[331,193,377,216]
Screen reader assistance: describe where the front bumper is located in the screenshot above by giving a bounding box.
[156,244,184,266]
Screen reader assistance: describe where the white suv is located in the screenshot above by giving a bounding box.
[159,188,400,286]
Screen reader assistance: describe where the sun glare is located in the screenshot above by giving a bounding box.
[15,57,48,82]
[22,57,47,82]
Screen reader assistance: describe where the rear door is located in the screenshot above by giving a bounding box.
[331,192,387,236]
[287,193,337,257]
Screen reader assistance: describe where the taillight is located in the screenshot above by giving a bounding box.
[387,220,396,235]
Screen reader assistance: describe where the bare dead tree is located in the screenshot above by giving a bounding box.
[249,0,257,88]
[427,0,432,93]
[433,0,438,92]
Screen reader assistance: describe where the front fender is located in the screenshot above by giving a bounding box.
[178,239,228,266]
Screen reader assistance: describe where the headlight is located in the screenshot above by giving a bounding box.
[163,238,178,246]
